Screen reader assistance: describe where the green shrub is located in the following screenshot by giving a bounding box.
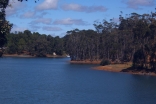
[100,59,111,66]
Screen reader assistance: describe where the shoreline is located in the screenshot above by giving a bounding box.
[93,63,156,76]
[3,54,67,58]
[2,56,156,76]
[70,60,156,76]
[3,54,35,58]
[70,60,101,64]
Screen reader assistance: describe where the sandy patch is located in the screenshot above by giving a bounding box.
[70,60,101,64]
[93,63,156,76]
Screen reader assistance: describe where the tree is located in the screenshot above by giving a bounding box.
[0,0,38,57]
[0,0,12,56]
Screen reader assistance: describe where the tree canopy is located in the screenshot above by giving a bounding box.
[5,30,64,57]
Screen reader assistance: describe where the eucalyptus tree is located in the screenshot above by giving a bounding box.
[94,19,120,61]
[130,10,156,71]
[53,36,64,55]
[65,29,99,61]
[66,29,81,60]
[46,35,54,54]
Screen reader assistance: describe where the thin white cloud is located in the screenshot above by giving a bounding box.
[30,18,52,25]
[123,0,154,9]
[87,6,108,13]
[36,0,58,11]
[42,26,62,31]
[53,18,88,25]
[61,3,86,12]
[24,11,48,19]
[61,3,107,13]
[20,11,36,18]
[6,0,25,16]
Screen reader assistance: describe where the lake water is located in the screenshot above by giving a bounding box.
[0,57,156,104]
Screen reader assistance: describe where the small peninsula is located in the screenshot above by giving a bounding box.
[70,60,156,76]
[93,63,156,76]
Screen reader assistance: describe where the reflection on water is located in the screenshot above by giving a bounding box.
[0,57,156,104]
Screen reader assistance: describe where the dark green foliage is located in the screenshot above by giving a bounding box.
[132,49,145,69]
[0,0,37,57]
[100,59,111,66]
[0,0,12,51]
[0,51,2,57]
[5,30,65,57]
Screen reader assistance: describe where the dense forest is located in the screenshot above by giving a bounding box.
[4,30,64,57]
[1,0,156,71]
[64,10,156,71]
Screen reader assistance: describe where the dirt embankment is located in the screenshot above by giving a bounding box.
[93,62,131,72]
[70,60,156,76]
[70,60,101,64]
[93,62,156,76]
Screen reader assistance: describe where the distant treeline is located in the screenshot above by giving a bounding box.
[5,30,64,57]
[5,10,156,71]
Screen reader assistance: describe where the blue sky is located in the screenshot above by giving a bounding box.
[6,0,156,37]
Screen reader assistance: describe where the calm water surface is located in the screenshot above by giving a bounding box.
[0,57,156,104]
